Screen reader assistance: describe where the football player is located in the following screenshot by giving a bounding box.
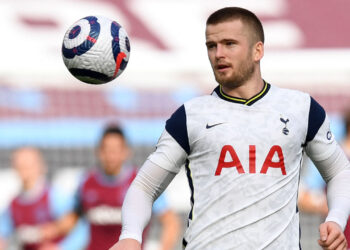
[41,125,180,250]
[110,7,350,250]
[0,147,88,250]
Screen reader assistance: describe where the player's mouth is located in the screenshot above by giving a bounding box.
[216,64,230,72]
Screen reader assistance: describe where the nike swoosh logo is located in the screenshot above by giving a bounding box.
[206,122,225,129]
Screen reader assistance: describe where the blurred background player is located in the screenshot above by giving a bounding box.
[0,147,88,250]
[41,125,180,250]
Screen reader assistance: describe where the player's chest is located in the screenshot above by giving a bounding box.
[188,108,306,176]
[190,107,305,149]
[11,194,52,224]
[82,183,126,208]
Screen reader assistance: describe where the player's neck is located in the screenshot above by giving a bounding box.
[22,177,45,198]
[102,166,122,177]
[221,77,265,100]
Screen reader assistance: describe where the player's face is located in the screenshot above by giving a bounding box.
[98,134,129,175]
[12,148,44,184]
[206,20,259,88]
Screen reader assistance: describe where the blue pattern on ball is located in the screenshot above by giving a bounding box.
[62,16,100,59]
[111,21,128,71]
[69,25,81,39]
[111,22,121,60]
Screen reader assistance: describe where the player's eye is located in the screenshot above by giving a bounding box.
[226,41,235,46]
[206,43,216,50]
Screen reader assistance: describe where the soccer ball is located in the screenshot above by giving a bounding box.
[62,16,130,84]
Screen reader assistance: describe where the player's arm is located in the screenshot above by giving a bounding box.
[309,147,350,250]
[110,105,189,250]
[57,217,89,250]
[40,185,82,241]
[305,98,350,249]
[157,209,181,250]
[110,160,177,250]
[37,213,87,250]
[41,212,80,240]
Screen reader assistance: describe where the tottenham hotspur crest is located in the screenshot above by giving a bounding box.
[280,117,289,135]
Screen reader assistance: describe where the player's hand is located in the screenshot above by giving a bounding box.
[318,221,348,250]
[109,239,141,250]
[39,222,60,241]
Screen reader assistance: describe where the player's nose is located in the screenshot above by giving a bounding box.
[215,44,225,59]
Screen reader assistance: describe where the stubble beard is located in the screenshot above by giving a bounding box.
[214,56,256,90]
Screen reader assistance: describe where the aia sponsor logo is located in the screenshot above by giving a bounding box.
[215,145,286,176]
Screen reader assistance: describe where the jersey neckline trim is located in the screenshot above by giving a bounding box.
[212,80,270,106]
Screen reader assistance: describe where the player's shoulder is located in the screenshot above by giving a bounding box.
[82,168,97,180]
[76,168,98,188]
[184,94,213,104]
[166,92,215,122]
[270,84,310,100]
[181,92,217,112]
[268,84,312,109]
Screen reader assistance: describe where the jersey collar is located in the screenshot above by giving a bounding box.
[212,80,270,106]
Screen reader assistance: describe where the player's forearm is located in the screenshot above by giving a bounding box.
[55,212,79,236]
[40,212,79,242]
[59,219,89,250]
[325,168,350,230]
[119,181,154,243]
[308,136,350,229]
[119,160,176,243]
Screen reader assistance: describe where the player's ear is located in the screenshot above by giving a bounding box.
[253,41,264,61]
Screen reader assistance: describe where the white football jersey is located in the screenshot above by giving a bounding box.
[148,82,336,250]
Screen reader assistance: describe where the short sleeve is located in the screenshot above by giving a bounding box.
[148,130,187,173]
[147,105,189,173]
[165,105,190,154]
[305,97,326,144]
[305,108,337,162]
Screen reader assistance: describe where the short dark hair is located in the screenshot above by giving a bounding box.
[206,7,264,44]
[99,124,125,145]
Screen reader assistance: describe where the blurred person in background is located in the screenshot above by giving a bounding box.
[0,147,88,250]
[41,125,181,250]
